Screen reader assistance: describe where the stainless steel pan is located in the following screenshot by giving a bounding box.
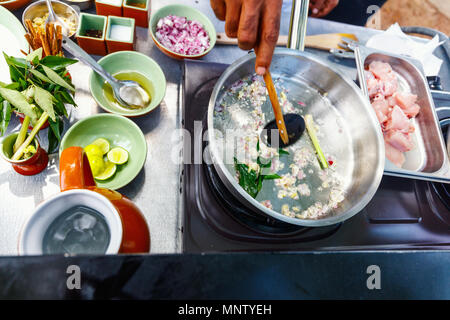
[207,48,385,227]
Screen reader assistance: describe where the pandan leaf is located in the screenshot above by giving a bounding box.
[33,86,56,121]
[0,87,37,122]
[42,65,75,92]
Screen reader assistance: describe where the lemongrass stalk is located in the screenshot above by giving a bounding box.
[13,116,30,153]
[304,114,329,169]
[11,112,48,161]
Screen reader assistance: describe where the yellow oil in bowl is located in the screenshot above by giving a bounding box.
[102,71,153,110]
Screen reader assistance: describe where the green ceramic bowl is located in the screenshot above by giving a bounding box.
[150,4,217,59]
[59,114,147,190]
[89,51,166,117]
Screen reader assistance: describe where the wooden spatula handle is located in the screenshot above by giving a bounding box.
[263,72,289,145]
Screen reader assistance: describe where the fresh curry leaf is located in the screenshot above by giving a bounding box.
[42,65,75,92]
[279,149,289,155]
[0,87,37,122]
[3,52,29,69]
[33,86,56,121]
[234,156,280,199]
[48,117,63,154]
[40,56,77,70]
[29,68,54,84]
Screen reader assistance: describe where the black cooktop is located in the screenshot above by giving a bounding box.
[181,60,450,253]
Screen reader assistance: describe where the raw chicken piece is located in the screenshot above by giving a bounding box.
[385,141,406,167]
[368,61,398,97]
[384,129,414,153]
[402,103,420,118]
[378,74,398,97]
[369,61,393,79]
[371,98,390,124]
[366,71,380,98]
[385,106,414,133]
[386,95,397,108]
[394,91,417,109]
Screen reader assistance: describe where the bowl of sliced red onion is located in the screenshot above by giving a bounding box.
[150,4,216,59]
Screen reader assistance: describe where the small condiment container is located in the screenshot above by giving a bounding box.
[122,0,150,28]
[95,0,123,17]
[75,13,108,56]
[0,133,48,176]
[105,16,135,53]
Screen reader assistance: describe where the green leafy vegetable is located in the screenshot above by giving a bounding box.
[40,56,77,70]
[234,147,281,199]
[33,86,56,121]
[48,117,63,154]
[42,65,75,92]
[29,69,54,84]
[0,87,37,122]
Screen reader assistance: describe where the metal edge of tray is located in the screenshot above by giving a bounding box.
[355,45,450,184]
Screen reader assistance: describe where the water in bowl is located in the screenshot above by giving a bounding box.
[42,206,111,255]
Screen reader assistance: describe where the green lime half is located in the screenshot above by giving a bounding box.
[94,161,117,180]
[107,147,129,165]
[91,138,110,155]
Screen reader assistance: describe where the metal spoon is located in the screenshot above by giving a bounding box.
[44,0,71,36]
[62,36,150,109]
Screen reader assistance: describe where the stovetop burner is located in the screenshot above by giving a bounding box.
[181,60,450,253]
[430,108,450,221]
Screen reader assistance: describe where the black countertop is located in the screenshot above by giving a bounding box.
[1,252,449,299]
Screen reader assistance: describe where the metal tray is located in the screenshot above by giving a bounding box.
[355,46,450,183]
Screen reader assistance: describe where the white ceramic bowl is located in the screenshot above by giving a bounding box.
[19,189,123,255]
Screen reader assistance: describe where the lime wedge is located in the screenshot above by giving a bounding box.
[107,147,129,165]
[94,161,116,180]
[91,138,110,155]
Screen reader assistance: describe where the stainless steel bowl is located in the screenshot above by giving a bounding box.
[22,0,79,38]
[60,0,92,10]
[207,48,385,227]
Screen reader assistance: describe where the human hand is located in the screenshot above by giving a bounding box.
[210,0,283,75]
[309,0,339,17]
